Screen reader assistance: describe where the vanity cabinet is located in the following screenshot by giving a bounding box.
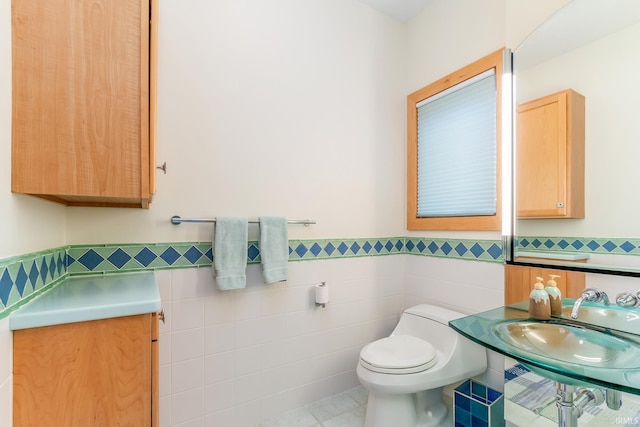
[516,89,585,218]
[11,0,158,208]
[505,264,585,305]
[13,313,159,426]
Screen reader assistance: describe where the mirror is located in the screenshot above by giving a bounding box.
[512,0,640,274]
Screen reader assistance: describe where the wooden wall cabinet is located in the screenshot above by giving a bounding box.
[13,313,159,427]
[11,0,158,208]
[505,264,585,305]
[516,89,585,218]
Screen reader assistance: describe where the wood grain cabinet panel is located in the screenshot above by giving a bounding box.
[11,0,157,208]
[13,314,159,426]
[505,264,586,305]
[516,89,585,218]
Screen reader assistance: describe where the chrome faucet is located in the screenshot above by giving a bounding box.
[570,288,610,319]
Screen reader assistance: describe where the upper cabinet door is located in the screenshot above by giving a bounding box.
[11,0,156,208]
[516,89,585,219]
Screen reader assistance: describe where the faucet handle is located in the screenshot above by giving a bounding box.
[582,288,610,305]
[600,290,611,306]
[616,292,639,308]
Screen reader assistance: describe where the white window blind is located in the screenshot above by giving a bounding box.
[416,69,497,217]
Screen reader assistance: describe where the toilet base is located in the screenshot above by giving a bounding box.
[364,386,446,427]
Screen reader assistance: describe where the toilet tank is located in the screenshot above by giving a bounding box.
[392,304,468,355]
[403,304,466,325]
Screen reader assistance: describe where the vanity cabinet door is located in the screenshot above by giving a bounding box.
[11,0,157,208]
[505,265,585,305]
[13,314,155,426]
[516,89,585,218]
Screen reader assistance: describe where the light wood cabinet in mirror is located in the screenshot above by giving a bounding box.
[516,89,585,219]
[11,0,157,208]
[505,264,585,305]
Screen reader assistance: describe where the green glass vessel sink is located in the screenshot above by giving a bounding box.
[449,301,640,395]
[492,320,640,368]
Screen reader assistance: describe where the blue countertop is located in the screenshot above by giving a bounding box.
[10,272,161,330]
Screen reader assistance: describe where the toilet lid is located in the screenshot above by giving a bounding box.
[359,335,437,373]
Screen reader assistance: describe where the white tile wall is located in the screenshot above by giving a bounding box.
[404,255,504,314]
[157,255,407,426]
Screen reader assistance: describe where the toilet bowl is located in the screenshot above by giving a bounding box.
[357,304,487,427]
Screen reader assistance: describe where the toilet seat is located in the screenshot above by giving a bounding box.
[359,334,438,374]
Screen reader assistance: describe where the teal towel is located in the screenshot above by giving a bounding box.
[259,216,288,284]
[213,217,248,290]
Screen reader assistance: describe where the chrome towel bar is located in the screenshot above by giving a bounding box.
[170,215,315,226]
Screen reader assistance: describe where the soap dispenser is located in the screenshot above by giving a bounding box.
[545,274,562,316]
[529,277,550,320]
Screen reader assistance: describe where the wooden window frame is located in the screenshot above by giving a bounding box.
[406,48,505,231]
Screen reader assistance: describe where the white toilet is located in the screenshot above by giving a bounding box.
[357,304,487,427]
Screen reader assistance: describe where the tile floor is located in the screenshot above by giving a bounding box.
[255,386,454,427]
[255,368,640,427]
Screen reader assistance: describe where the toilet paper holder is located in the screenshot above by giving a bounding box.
[315,282,329,308]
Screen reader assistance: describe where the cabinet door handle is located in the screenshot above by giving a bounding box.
[158,308,165,324]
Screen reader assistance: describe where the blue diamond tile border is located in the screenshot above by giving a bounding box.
[404,238,503,262]
[0,247,67,315]
[3,234,639,318]
[516,236,640,257]
[64,237,498,274]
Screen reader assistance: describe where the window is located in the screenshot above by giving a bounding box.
[407,48,505,231]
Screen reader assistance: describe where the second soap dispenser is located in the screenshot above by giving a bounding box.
[545,274,562,316]
[529,277,550,320]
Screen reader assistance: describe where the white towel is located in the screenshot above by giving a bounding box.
[259,216,288,284]
[213,217,248,290]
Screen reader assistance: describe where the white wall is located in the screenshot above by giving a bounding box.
[505,0,571,50]
[407,0,506,93]
[65,0,408,245]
